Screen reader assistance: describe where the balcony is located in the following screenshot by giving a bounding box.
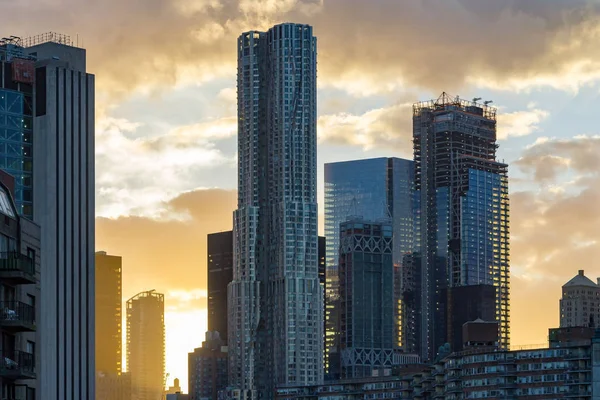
[7,384,34,400]
[0,351,35,380]
[0,302,35,332]
[0,253,35,285]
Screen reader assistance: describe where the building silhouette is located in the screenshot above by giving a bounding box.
[1,33,96,399]
[228,23,322,398]
[188,331,228,400]
[560,270,600,328]
[95,251,125,399]
[207,231,233,340]
[413,93,510,360]
[337,218,396,379]
[127,290,165,400]
[324,158,416,364]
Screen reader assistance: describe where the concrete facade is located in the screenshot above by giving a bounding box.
[25,40,96,400]
[560,270,600,328]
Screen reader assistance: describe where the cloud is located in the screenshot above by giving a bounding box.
[497,105,549,140]
[508,135,600,344]
[4,0,600,99]
[318,102,413,152]
[96,116,236,218]
[97,188,236,300]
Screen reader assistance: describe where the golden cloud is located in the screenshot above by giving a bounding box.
[4,0,600,98]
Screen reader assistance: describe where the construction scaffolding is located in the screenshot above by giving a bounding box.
[413,92,510,361]
[21,32,73,48]
[413,92,497,120]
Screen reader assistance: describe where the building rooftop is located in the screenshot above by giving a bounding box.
[563,270,599,288]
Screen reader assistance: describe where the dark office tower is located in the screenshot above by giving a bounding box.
[324,158,416,364]
[127,290,165,400]
[95,251,123,400]
[228,23,321,398]
[338,218,395,379]
[207,231,233,340]
[413,93,510,361]
[0,33,96,399]
[188,331,228,400]
[446,284,496,352]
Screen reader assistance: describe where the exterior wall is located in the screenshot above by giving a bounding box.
[25,42,95,400]
[0,176,41,399]
[95,252,123,399]
[323,158,416,362]
[229,23,321,398]
[560,281,600,328]
[413,95,509,360]
[338,219,395,379]
[188,332,228,400]
[276,342,596,399]
[127,291,165,400]
[0,60,34,218]
[18,217,41,400]
[207,231,233,340]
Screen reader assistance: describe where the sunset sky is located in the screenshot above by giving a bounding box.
[5,0,600,392]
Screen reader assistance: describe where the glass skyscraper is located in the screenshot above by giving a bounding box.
[338,218,394,379]
[323,158,416,369]
[413,93,510,361]
[228,23,321,398]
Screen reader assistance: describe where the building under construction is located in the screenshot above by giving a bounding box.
[412,93,510,361]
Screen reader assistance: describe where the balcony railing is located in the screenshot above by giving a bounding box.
[0,350,35,380]
[0,252,35,285]
[0,302,35,332]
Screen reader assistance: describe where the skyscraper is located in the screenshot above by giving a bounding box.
[324,158,416,362]
[338,218,395,379]
[228,23,321,398]
[127,290,165,400]
[413,93,510,360]
[1,33,96,399]
[95,251,123,399]
[207,231,233,340]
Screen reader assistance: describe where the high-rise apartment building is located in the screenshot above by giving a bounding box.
[228,23,322,398]
[413,93,510,360]
[188,331,228,400]
[1,33,95,399]
[0,173,40,400]
[337,219,395,379]
[95,251,123,399]
[127,290,165,400]
[208,231,233,340]
[560,270,600,328]
[324,158,416,361]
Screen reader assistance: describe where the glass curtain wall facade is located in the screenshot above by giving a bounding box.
[228,23,321,398]
[323,158,416,370]
[413,93,510,361]
[0,42,34,219]
[338,219,394,379]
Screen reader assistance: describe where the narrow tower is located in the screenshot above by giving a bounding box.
[228,23,322,398]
